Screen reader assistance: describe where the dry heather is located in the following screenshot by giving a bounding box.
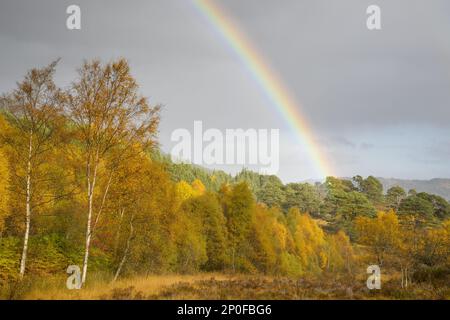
[7,272,446,300]
[21,273,230,300]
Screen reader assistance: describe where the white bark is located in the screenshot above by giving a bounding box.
[113,214,133,282]
[405,267,408,288]
[19,129,33,279]
[81,194,93,286]
[93,172,113,230]
[81,151,98,286]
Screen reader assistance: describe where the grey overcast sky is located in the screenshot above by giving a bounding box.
[1,0,450,182]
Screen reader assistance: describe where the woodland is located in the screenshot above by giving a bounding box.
[0,59,448,299]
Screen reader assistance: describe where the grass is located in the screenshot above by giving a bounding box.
[22,273,232,300]
[1,272,448,300]
[5,273,373,300]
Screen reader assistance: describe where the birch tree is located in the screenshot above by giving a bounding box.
[106,146,152,281]
[65,59,159,286]
[0,60,64,279]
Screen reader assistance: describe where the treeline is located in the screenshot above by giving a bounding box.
[0,59,449,292]
[160,158,449,231]
[160,158,450,288]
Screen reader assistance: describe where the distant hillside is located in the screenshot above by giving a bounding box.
[378,178,450,200]
[153,151,450,201]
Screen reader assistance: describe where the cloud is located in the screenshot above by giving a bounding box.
[360,142,374,150]
[1,0,449,180]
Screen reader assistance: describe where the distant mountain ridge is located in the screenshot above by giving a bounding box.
[377,178,450,200]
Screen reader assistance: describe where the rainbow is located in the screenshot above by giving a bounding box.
[192,0,333,179]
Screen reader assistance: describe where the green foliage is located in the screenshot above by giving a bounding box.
[321,177,376,235]
[256,175,286,208]
[338,191,376,220]
[386,186,406,210]
[283,183,321,215]
[415,192,450,220]
[234,168,263,192]
[0,234,88,284]
[353,175,383,204]
[0,237,21,284]
[398,194,435,220]
[154,151,232,192]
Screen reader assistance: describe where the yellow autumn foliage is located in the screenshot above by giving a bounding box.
[0,148,9,233]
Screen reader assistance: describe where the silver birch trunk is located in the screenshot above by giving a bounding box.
[81,152,98,287]
[113,214,133,282]
[405,267,408,288]
[19,129,33,279]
